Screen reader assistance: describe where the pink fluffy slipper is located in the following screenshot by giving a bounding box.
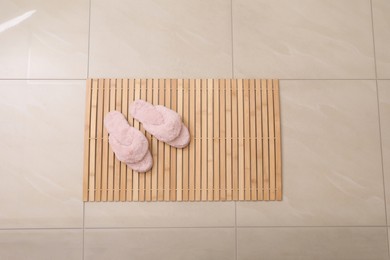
[104,111,153,172]
[130,99,190,148]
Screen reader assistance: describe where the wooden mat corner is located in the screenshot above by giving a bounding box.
[83,78,282,202]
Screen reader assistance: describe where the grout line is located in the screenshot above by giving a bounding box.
[83,202,86,260]
[278,78,378,81]
[231,0,235,79]
[376,41,390,260]
[236,225,390,228]
[86,0,92,79]
[370,0,390,258]
[235,201,238,260]
[83,226,235,230]
[1,225,389,231]
[0,78,390,81]
[1,78,390,81]
[0,79,87,81]
[0,228,83,231]
[369,0,379,77]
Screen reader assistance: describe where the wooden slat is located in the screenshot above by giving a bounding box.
[261,79,269,200]
[95,79,104,201]
[182,79,190,201]
[225,79,232,200]
[83,79,92,201]
[237,79,245,201]
[151,79,159,201]
[201,79,208,201]
[119,79,128,202]
[244,79,251,200]
[274,79,282,200]
[176,79,184,201]
[132,79,140,201]
[164,79,171,201]
[188,79,196,201]
[101,79,110,201]
[231,79,238,200]
[107,79,116,201]
[84,78,282,202]
[207,79,214,201]
[88,79,98,201]
[195,79,201,201]
[157,79,165,201]
[126,79,134,201]
[256,79,263,200]
[213,79,220,200]
[139,79,147,202]
[113,79,122,201]
[268,79,276,200]
[145,79,153,202]
[170,79,177,201]
[249,79,257,200]
[220,79,226,201]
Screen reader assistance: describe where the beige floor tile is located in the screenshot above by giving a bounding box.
[85,202,235,228]
[89,0,232,78]
[85,228,235,260]
[373,0,390,78]
[0,0,89,79]
[378,80,390,223]
[0,80,85,228]
[0,229,82,260]
[232,0,375,79]
[388,228,390,254]
[237,227,389,260]
[237,80,385,226]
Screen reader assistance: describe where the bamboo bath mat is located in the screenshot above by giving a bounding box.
[83,79,282,202]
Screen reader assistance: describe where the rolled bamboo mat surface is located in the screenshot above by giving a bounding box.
[83,79,282,202]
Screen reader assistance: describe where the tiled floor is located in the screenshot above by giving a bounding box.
[0,0,389,259]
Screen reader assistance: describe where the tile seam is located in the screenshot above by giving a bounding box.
[369,0,389,258]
